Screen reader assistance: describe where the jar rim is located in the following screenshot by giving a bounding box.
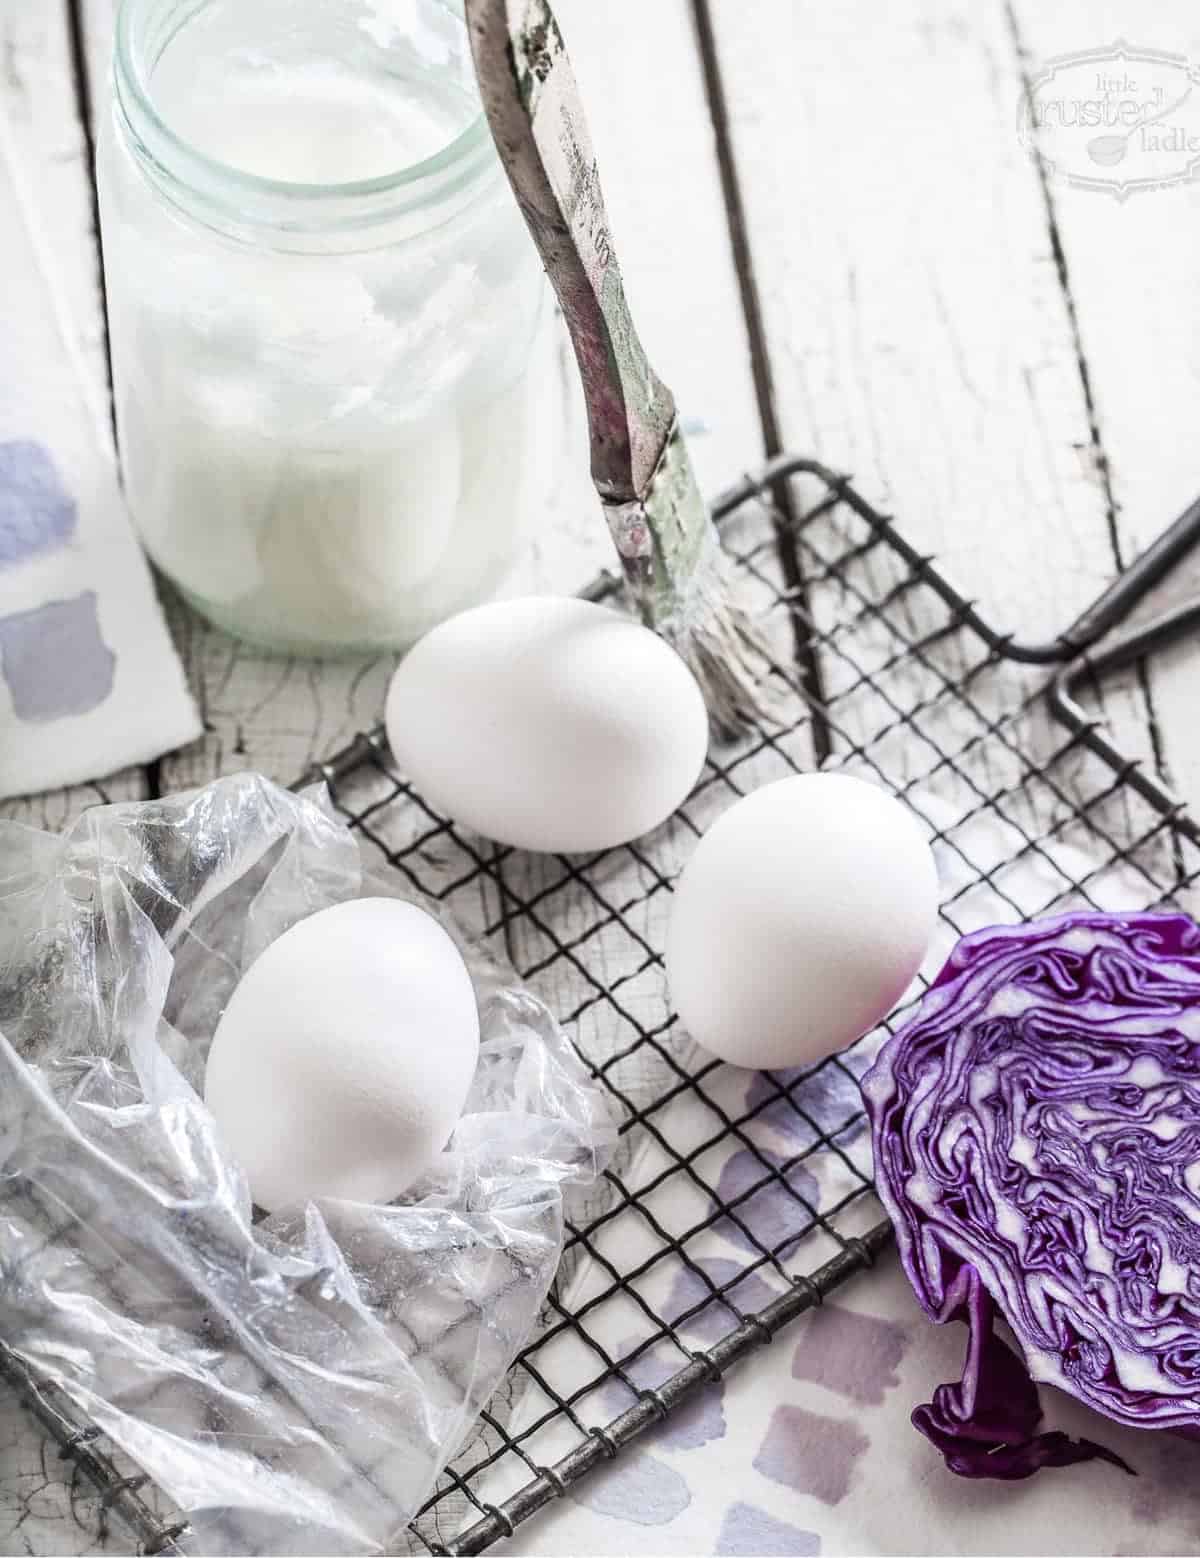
[112,0,495,234]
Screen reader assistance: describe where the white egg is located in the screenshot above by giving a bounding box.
[384,596,709,853]
[204,898,479,1212]
[666,773,938,1069]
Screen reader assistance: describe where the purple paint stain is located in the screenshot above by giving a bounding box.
[716,1502,821,1557]
[1128,1431,1200,1527]
[746,1067,809,1138]
[791,1304,909,1405]
[597,1341,726,1452]
[663,1255,779,1343]
[713,1147,820,1257]
[753,1405,869,1506]
[0,440,77,565]
[655,1382,725,1453]
[0,592,115,720]
[746,1062,868,1149]
[569,1450,691,1526]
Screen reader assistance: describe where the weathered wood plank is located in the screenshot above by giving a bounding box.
[1009,0,1200,809]
[0,1,146,823]
[703,0,1160,800]
[704,0,1126,637]
[1,3,108,421]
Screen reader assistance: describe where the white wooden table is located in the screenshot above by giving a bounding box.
[3,0,1200,1552]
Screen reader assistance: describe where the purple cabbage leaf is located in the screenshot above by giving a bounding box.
[864,911,1200,1479]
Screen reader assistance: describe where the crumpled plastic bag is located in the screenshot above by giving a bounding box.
[0,773,615,1555]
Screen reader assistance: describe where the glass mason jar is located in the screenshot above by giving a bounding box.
[97,0,550,654]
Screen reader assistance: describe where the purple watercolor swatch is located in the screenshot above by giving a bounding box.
[791,1304,909,1406]
[0,440,76,566]
[0,592,115,720]
[716,1501,821,1556]
[1128,1427,1200,1532]
[569,1449,691,1526]
[712,1146,819,1257]
[753,1404,869,1505]
[663,1255,779,1343]
[745,1061,869,1149]
[596,1340,726,1452]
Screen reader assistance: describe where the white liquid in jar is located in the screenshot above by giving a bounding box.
[154,16,469,184]
[103,0,548,653]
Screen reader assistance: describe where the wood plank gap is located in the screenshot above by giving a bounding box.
[1002,3,1119,563]
[1003,0,1175,798]
[690,0,832,762]
[66,0,183,805]
[63,0,116,451]
[67,0,161,812]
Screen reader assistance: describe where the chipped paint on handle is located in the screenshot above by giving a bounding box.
[466,0,711,629]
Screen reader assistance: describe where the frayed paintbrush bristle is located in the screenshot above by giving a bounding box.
[655,537,790,743]
[608,428,790,740]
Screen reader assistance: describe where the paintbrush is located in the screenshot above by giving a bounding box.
[466,0,776,737]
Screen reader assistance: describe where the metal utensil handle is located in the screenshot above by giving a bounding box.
[465,0,677,505]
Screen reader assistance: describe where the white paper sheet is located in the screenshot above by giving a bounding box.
[0,103,200,800]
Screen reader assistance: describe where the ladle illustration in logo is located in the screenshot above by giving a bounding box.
[1087,84,1192,167]
[1018,41,1200,196]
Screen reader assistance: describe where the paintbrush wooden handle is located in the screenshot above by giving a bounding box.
[466,0,677,506]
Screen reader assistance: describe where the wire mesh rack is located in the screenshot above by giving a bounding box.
[9,453,1200,1557]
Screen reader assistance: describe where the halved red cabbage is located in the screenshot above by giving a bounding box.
[864,911,1200,1478]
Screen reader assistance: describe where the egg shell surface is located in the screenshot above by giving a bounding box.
[665,773,938,1070]
[204,897,480,1212]
[384,596,709,854]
